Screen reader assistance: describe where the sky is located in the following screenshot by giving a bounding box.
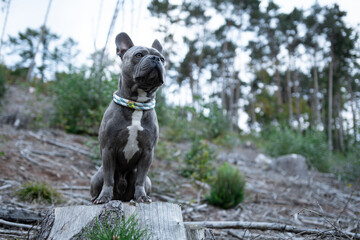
[1,0,360,66]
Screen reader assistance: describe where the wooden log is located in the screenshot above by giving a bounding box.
[35,201,188,240]
[184,221,360,239]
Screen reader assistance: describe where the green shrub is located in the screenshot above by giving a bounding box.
[180,139,216,183]
[52,71,117,134]
[15,182,63,204]
[206,162,246,209]
[82,213,151,240]
[262,126,331,172]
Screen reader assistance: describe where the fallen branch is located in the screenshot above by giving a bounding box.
[184,221,360,239]
[29,132,96,158]
[0,219,40,230]
[0,208,43,223]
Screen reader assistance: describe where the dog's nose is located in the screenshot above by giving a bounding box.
[151,56,161,62]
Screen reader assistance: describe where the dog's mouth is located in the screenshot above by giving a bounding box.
[134,63,164,91]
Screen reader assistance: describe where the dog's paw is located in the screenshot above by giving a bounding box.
[136,195,152,203]
[92,187,113,204]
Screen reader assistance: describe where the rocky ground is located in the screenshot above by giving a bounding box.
[0,85,359,239]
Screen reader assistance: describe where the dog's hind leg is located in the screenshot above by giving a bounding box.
[90,166,104,201]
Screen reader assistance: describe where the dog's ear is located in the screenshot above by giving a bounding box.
[151,39,163,53]
[115,32,134,59]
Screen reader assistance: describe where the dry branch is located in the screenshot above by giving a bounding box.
[29,132,96,158]
[184,221,360,239]
[0,219,40,230]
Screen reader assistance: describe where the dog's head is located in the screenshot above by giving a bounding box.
[115,32,165,93]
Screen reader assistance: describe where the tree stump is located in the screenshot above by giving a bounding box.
[36,201,190,240]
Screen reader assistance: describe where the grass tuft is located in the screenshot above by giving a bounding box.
[82,212,151,240]
[15,182,63,204]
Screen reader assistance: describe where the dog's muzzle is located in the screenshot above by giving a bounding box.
[134,56,165,90]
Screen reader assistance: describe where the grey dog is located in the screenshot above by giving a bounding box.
[90,32,165,204]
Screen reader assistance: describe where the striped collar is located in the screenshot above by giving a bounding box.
[112,92,156,110]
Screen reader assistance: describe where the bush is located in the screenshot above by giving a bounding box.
[206,162,246,209]
[262,126,331,172]
[15,182,63,204]
[180,139,216,183]
[52,71,117,134]
[82,213,151,240]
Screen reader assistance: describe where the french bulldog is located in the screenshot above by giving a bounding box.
[90,32,165,204]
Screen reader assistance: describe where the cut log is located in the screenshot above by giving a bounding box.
[36,201,188,240]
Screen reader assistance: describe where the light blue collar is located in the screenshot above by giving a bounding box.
[112,92,156,110]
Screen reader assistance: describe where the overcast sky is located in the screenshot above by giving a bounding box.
[1,0,360,66]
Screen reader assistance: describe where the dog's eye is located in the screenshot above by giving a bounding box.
[160,57,165,63]
[135,53,143,58]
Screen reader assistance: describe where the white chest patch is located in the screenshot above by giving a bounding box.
[123,110,144,162]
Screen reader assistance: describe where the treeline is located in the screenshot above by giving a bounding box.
[148,0,360,154]
[0,1,359,180]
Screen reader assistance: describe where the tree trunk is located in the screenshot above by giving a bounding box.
[286,59,293,127]
[0,0,11,58]
[328,49,334,151]
[275,58,282,107]
[347,76,358,142]
[26,0,53,82]
[220,41,228,111]
[293,68,301,133]
[335,93,345,152]
[313,48,321,127]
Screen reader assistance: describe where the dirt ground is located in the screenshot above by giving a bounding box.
[0,85,359,239]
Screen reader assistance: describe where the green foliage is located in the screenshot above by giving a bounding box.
[332,148,360,182]
[15,182,63,204]
[262,126,331,172]
[206,162,246,209]
[0,65,7,100]
[155,139,181,162]
[212,132,240,149]
[199,102,229,139]
[82,213,151,240]
[180,139,216,183]
[160,102,229,142]
[52,71,117,134]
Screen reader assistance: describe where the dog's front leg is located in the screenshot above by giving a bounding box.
[93,148,114,204]
[134,150,153,203]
